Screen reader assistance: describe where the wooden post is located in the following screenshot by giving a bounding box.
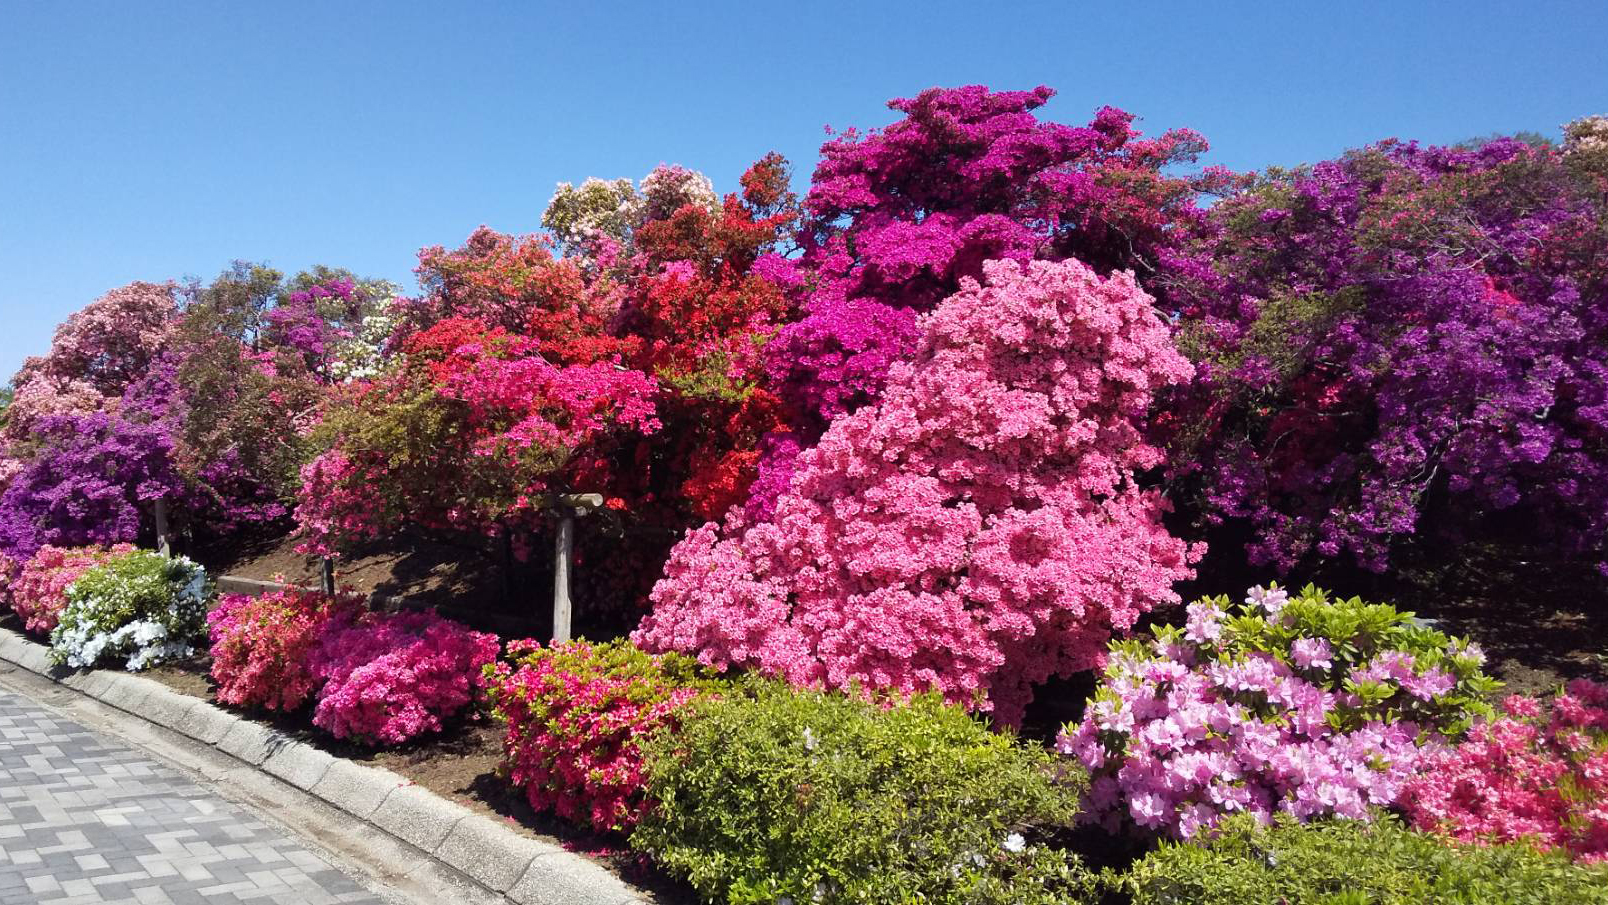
[549,493,601,645]
[552,512,574,643]
[153,498,171,557]
[320,557,336,596]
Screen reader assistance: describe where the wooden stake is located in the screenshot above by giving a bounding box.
[153,498,171,557]
[321,557,336,596]
[552,512,574,643]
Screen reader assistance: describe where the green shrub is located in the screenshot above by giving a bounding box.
[632,682,1095,905]
[1119,813,1608,905]
[49,550,209,671]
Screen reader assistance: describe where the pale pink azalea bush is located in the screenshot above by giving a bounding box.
[206,588,364,712]
[1060,584,1497,839]
[1402,680,1608,862]
[311,610,500,746]
[7,544,135,635]
[636,258,1198,726]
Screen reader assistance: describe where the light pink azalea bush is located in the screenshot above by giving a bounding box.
[206,587,364,712]
[1402,680,1608,862]
[1059,584,1497,839]
[311,609,499,746]
[636,258,1198,726]
[7,544,135,635]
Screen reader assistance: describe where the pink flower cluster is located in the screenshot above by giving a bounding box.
[311,610,499,746]
[487,640,707,833]
[206,588,364,712]
[7,544,134,635]
[1402,680,1608,861]
[1059,585,1492,839]
[637,258,1197,726]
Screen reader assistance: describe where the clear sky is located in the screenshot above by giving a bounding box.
[3,0,1604,380]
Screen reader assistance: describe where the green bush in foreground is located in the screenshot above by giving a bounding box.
[1120,813,1608,905]
[632,683,1094,905]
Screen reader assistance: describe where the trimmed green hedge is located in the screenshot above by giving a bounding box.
[1119,813,1608,905]
[632,681,1095,905]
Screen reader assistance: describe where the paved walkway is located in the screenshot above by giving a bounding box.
[0,691,387,905]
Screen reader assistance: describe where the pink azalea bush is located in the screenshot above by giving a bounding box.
[311,609,499,746]
[206,587,364,712]
[1402,680,1608,862]
[1059,584,1497,839]
[485,639,716,833]
[7,544,135,635]
[637,258,1198,726]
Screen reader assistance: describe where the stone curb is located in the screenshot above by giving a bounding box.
[0,628,647,905]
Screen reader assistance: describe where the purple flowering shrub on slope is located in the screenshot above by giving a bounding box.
[0,414,192,561]
[1166,128,1608,573]
[1059,584,1498,839]
[638,258,1197,726]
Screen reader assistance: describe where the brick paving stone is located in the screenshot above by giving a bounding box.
[0,692,386,905]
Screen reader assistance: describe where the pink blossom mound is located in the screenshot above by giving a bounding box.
[636,257,1198,726]
[206,588,364,712]
[487,639,711,833]
[8,544,134,635]
[1060,585,1493,839]
[311,610,500,746]
[1402,680,1608,862]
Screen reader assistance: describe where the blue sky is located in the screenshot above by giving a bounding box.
[3,0,1604,380]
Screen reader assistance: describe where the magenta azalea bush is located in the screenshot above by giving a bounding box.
[638,258,1197,726]
[1059,584,1497,839]
[1402,680,1608,862]
[206,587,365,712]
[310,610,499,746]
[6,544,135,635]
[486,639,716,833]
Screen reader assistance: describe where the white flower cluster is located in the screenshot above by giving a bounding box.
[1564,115,1608,169]
[329,297,399,383]
[49,552,209,672]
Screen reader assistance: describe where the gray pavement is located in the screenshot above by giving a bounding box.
[0,691,386,905]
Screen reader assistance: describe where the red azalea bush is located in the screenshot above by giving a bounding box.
[637,258,1198,726]
[1401,680,1608,862]
[486,639,717,833]
[311,609,500,746]
[206,587,365,712]
[8,544,135,635]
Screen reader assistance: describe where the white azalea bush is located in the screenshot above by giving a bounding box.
[49,550,210,670]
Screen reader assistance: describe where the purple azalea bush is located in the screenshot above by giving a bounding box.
[1059,585,1498,839]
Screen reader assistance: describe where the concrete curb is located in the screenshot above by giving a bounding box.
[0,628,648,905]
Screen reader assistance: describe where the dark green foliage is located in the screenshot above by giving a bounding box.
[1119,814,1608,905]
[632,682,1096,905]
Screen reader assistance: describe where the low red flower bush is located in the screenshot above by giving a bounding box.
[485,639,716,833]
[8,544,134,635]
[1401,679,1608,862]
[206,587,364,712]
[311,609,499,746]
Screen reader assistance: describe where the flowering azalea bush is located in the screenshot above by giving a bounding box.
[485,638,718,833]
[310,610,499,746]
[1166,131,1608,573]
[1401,680,1608,861]
[206,587,365,712]
[49,550,209,671]
[1059,584,1497,839]
[638,258,1197,725]
[6,544,135,635]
